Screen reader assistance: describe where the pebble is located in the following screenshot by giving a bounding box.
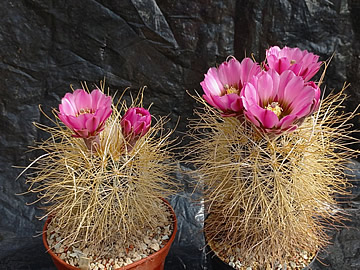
[149,242,160,251]
[143,236,151,244]
[132,252,142,261]
[140,253,147,258]
[125,257,133,265]
[140,242,147,250]
[54,242,61,251]
[164,225,170,235]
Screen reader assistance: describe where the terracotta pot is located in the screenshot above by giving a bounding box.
[42,199,177,270]
[206,243,317,270]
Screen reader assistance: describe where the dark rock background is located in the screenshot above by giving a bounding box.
[0,0,359,269]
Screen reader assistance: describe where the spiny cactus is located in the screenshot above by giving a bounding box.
[188,49,359,268]
[22,84,177,257]
[189,88,358,267]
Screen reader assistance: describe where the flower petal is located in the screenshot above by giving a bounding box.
[65,115,85,130]
[73,89,92,113]
[85,116,100,135]
[240,58,261,85]
[241,82,260,110]
[278,70,305,109]
[278,114,298,130]
[256,71,277,105]
[58,114,73,129]
[247,104,279,129]
[201,68,223,96]
[59,98,77,116]
[74,129,89,138]
[289,86,316,116]
[95,106,113,124]
[218,58,241,87]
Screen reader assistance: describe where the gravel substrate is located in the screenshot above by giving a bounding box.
[210,241,316,270]
[224,249,316,270]
[45,216,173,270]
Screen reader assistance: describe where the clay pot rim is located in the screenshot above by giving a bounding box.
[42,198,177,270]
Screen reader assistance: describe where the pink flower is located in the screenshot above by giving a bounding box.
[265,46,321,81]
[200,57,261,116]
[241,70,320,134]
[120,107,151,141]
[58,89,112,138]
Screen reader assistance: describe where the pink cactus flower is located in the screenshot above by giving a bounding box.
[241,70,321,134]
[120,107,151,143]
[58,89,112,150]
[265,46,321,81]
[200,57,261,116]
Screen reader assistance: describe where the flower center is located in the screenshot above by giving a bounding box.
[265,102,283,118]
[76,108,92,117]
[290,59,296,65]
[223,84,240,95]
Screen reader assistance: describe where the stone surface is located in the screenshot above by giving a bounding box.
[0,0,359,269]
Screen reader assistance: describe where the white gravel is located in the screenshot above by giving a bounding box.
[46,218,173,270]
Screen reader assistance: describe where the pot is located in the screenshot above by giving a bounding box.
[206,244,317,270]
[42,199,177,270]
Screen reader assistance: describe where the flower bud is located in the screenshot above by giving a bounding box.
[121,107,151,142]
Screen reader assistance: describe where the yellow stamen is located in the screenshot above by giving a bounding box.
[290,60,296,65]
[76,108,92,117]
[223,84,240,95]
[265,102,283,118]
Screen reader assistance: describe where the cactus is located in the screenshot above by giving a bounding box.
[21,84,177,258]
[188,54,359,268]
